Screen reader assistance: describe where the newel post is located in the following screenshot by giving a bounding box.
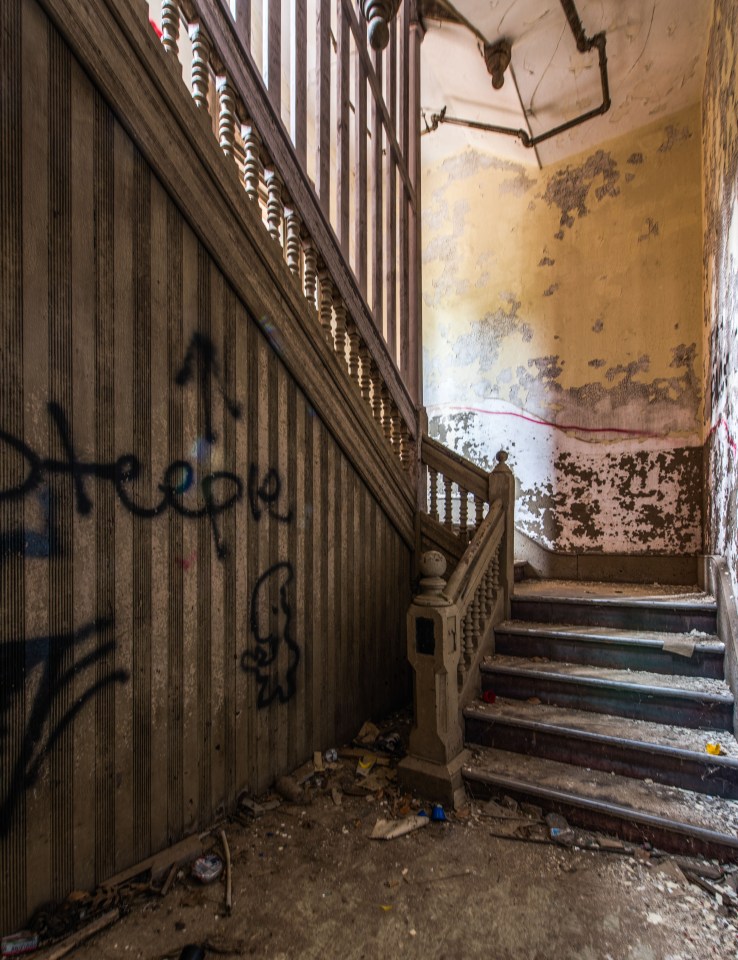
[398,551,470,807]
[489,450,515,618]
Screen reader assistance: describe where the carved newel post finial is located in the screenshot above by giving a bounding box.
[361,0,402,51]
[495,449,511,471]
[416,550,447,606]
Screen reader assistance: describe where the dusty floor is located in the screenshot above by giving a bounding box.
[52,760,737,960]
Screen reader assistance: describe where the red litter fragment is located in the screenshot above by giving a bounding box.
[482,690,496,704]
[149,17,163,38]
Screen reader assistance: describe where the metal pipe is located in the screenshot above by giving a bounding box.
[423,0,611,150]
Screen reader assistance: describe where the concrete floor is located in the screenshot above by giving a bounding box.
[69,776,738,960]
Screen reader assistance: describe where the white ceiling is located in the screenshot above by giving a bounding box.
[421,0,712,167]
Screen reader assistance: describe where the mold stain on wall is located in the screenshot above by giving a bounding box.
[703,0,738,593]
[422,103,704,555]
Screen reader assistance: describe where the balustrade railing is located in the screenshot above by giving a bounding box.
[146,0,419,476]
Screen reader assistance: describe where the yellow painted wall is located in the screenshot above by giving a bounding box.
[423,105,704,554]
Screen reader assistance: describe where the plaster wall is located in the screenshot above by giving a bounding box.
[703,0,738,594]
[422,105,704,555]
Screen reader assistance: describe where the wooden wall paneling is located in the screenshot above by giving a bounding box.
[179,220,200,836]
[354,15,368,297]
[309,413,323,753]
[298,394,314,755]
[208,260,226,820]
[70,52,97,895]
[322,426,335,749]
[399,172,409,387]
[232,299,249,800]
[316,0,331,216]
[131,149,153,864]
[255,328,272,790]
[286,375,300,769]
[112,119,135,873]
[384,29,397,359]
[166,197,185,844]
[371,50,383,335]
[264,0,281,113]
[234,0,251,51]
[221,279,238,810]
[338,452,350,740]
[336,0,350,255]
[274,354,289,774]
[19,0,49,923]
[407,12,421,404]
[245,311,260,793]
[47,22,75,903]
[290,0,307,167]
[148,174,171,857]
[195,244,213,827]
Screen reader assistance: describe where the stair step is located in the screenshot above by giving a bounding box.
[512,582,716,634]
[464,698,738,799]
[462,746,738,860]
[481,657,734,730]
[495,620,724,678]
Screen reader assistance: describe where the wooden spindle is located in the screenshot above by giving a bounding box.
[217,77,236,159]
[470,590,481,648]
[459,486,468,540]
[464,611,474,667]
[303,236,318,309]
[443,475,453,528]
[369,361,383,425]
[358,340,372,403]
[399,425,411,469]
[346,316,360,384]
[161,0,181,67]
[458,616,467,685]
[380,384,393,443]
[428,467,438,521]
[189,22,211,112]
[391,404,402,457]
[284,205,302,277]
[474,495,484,531]
[265,167,283,244]
[242,123,263,203]
[333,297,348,367]
[484,567,494,615]
[318,268,334,346]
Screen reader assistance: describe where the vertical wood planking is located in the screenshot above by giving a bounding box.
[290,0,307,167]
[245,315,260,792]
[371,50,383,333]
[233,300,250,798]
[264,0,282,113]
[384,31,397,359]
[222,281,238,809]
[286,377,299,768]
[20,0,50,921]
[354,14,368,295]
[336,0,350,255]
[1,0,26,934]
[316,0,331,216]
[407,12,422,404]
[70,55,97,895]
[234,0,251,51]
[166,198,185,844]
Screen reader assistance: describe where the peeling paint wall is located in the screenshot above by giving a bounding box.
[423,105,704,555]
[703,1,738,589]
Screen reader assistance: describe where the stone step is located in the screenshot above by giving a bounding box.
[480,657,734,730]
[464,697,738,799]
[511,582,716,634]
[494,620,724,678]
[462,746,738,861]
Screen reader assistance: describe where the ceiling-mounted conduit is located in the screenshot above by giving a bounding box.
[422,0,611,148]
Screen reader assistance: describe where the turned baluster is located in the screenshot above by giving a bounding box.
[284,205,302,277]
[189,22,211,112]
[484,567,494,616]
[459,487,469,541]
[380,384,393,443]
[474,495,484,532]
[242,123,263,203]
[358,340,372,404]
[399,425,412,469]
[303,237,318,309]
[264,167,283,244]
[369,361,383,425]
[464,609,475,665]
[217,77,236,159]
[470,590,481,650]
[458,616,467,685]
[318,268,334,346]
[491,547,500,589]
[390,405,403,458]
[346,316,360,385]
[333,297,348,368]
[161,1,181,68]
[428,467,439,520]
[443,475,453,528]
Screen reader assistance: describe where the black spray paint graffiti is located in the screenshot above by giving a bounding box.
[0,619,128,836]
[241,562,300,709]
[175,332,242,445]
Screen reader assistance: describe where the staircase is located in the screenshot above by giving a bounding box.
[461,579,738,860]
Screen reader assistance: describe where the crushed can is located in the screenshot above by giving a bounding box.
[1,932,39,957]
[191,853,223,884]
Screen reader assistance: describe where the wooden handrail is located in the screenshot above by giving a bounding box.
[421,434,489,503]
[444,500,503,608]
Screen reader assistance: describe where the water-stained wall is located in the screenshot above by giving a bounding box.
[703,0,738,592]
[0,0,411,933]
[423,105,704,555]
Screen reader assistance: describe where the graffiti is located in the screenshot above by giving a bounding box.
[0,619,128,835]
[247,465,293,524]
[0,486,60,563]
[241,563,300,708]
[175,332,242,445]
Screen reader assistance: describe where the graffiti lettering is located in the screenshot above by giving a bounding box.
[0,619,128,836]
[175,332,241,444]
[241,562,300,708]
